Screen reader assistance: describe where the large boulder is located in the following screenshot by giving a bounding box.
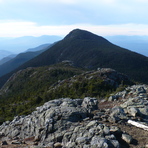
[0,97,98,146]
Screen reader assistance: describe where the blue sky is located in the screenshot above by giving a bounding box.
[0,0,148,37]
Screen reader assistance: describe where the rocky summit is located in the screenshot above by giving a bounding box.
[0,85,148,147]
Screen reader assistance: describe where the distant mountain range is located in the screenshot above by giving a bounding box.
[105,35,148,56]
[0,44,52,65]
[0,29,148,88]
[0,35,62,59]
[0,54,16,65]
[0,50,13,60]
[0,44,51,77]
[25,43,51,52]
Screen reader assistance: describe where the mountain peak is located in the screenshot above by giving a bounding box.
[64,29,108,41]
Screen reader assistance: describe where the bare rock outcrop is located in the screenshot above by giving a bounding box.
[0,84,148,147]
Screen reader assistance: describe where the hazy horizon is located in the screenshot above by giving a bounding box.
[0,33,148,57]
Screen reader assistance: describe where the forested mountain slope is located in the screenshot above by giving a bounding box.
[0,29,148,88]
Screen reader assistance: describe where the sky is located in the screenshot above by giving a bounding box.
[0,0,148,37]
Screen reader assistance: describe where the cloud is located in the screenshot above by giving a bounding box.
[0,20,37,37]
[0,0,148,27]
[0,20,148,38]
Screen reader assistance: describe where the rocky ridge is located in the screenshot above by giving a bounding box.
[0,85,148,147]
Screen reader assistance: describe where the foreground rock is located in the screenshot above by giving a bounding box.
[108,85,148,123]
[0,97,126,147]
[0,84,148,147]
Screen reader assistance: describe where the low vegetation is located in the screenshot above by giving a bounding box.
[0,62,133,123]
